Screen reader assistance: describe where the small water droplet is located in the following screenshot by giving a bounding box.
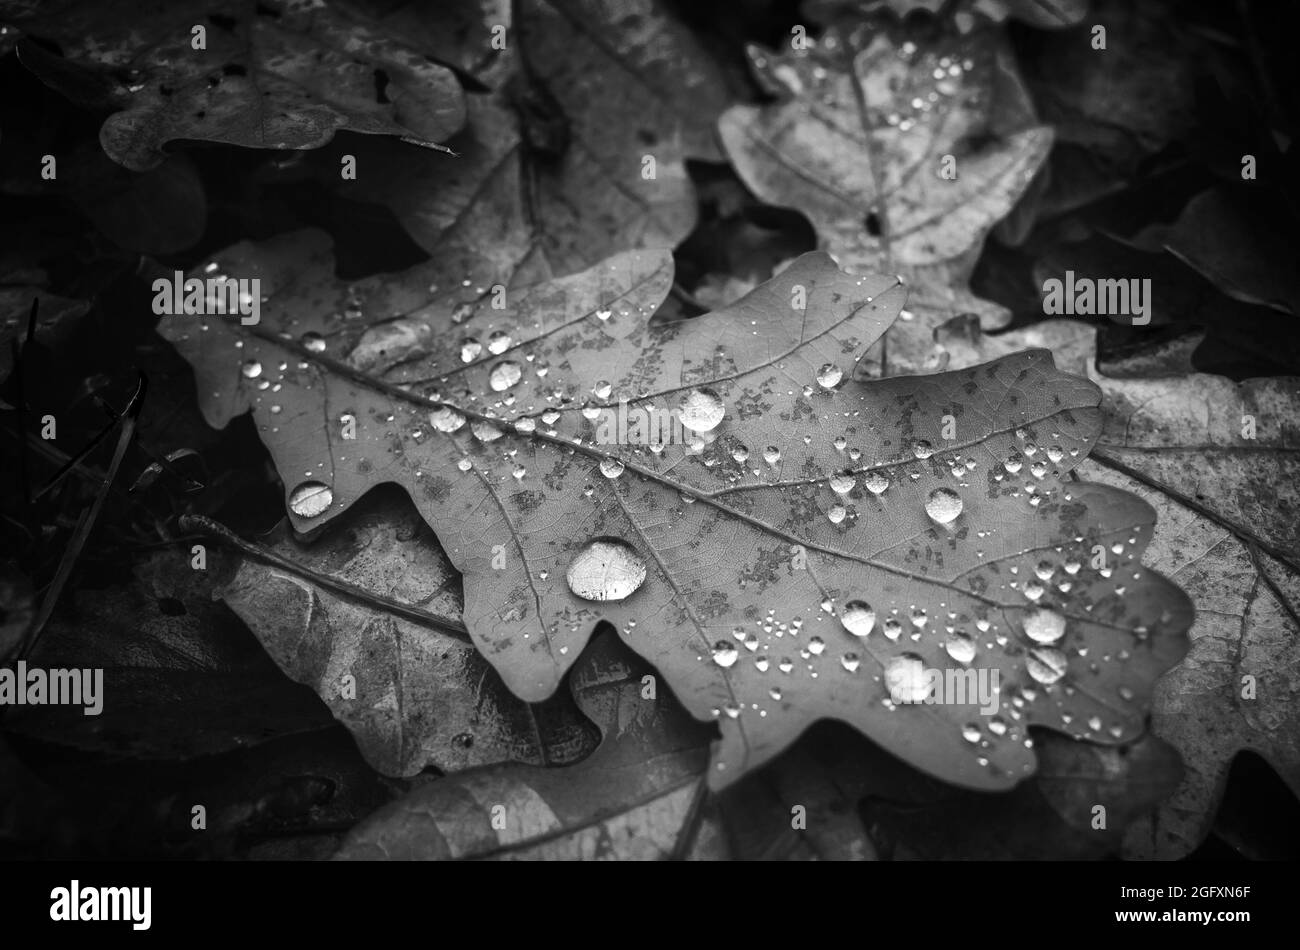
[471,421,503,442]
[945,632,976,664]
[241,359,262,379]
[763,446,781,466]
[489,361,522,392]
[460,339,482,363]
[301,332,326,353]
[840,600,875,637]
[827,504,846,524]
[1023,607,1066,644]
[962,724,981,743]
[677,388,725,433]
[925,487,963,524]
[288,481,333,518]
[841,653,860,672]
[599,458,625,478]
[1026,647,1068,685]
[430,406,466,433]
[885,653,929,703]
[911,439,934,460]
[592,379,612,399]
[816,364,843,388]
[732,445,749,463]
[487,330,512,355]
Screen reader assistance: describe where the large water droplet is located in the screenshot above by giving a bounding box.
[288,481,333,518]
[460,339,482,363]
[911,439,934,459]
[430,406,466,433]
[829,472,855,494]
[599,458,625,478]
[565,538,647,602]
[489,361,522,392]
[925,487,963,524]
[241,359,263,379]
[863,471,889,494]
[301,332,326,354]
[1023,607,1066,644]
[471,421,503,442]
[592,380,613,400]
[1026,647,1068,685]
[677,388,725,433]
[840,600,875,637]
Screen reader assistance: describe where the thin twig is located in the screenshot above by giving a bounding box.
[179,514,472,641]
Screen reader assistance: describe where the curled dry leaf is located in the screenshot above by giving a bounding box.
[333,631,722,860]
[217,486,600,777]
[0,0,467,170]
[718,15,1052,364]
[159,232,1192,792]
[1077,366,1300,858]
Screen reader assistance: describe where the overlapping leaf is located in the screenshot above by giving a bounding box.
[718,15,1053,370]
[218,486,600,777]
[334,631,722,860]
[0,0,466,170]
[1075,367,1300,858]
[160,228,1191,791]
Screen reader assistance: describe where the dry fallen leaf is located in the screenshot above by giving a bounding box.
[333,630,723,860]
[717,14,1053,371]
[0,0,467,170]
[216,486,600,777]
[1074,366,1300,858]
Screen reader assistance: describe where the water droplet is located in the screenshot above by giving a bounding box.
[1004,453,1023,474]
[487,330,512,355]
[829,472,855,494]
[778,658,794,674]
[460,339,482,363]
[763,446,781,466]
[962,724,981,743]
[489,361,522,392]
[241,359,262,379]
[732,445,749,463]
[885,653,930,703]
[710,642,739,668]
[514,417,537,434]
[599,458,625,478]
[471,421,503,442]
[807,636,826,655]
[925,487,963,524]
[841,653,860,672]
[882,617,902,640]
[565,538,647,602]
[816,364,843,388]
[542,410,561,426]
[827,504,847,524]
[1023,607,1066,644]
[592,380,612,400]
[840,600,875,637]
[863,471,889,494]
[512,464,526,480]
[288,481,333,518]
[945,632,976,664]
[677,388,725,433]
[1026,647,1068,685]
[911,439,934,459]
[301,332,326,353]
[910,607,928,629]
[429,406,465,433]
[457,457,472,472]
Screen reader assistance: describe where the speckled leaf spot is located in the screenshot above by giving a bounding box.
[158,233,1193,791]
